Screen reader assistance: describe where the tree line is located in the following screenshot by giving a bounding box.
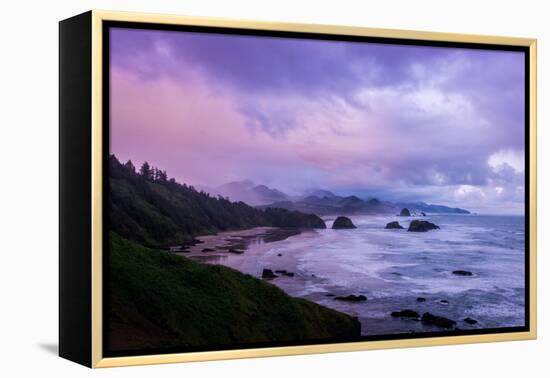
[123,160,171,184]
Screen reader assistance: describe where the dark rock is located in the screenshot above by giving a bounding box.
[263,207,327,229]
[332,216,357,229]
[275,270,295,277]
[408,220,440,232]
[421,312,456,328]
[421,212,426,216]
[262,269,277,279]
[385,221,404,229]
[452,270,473,276]
[334,294,367,302]
[277,253,282,257]
[391,310,420,318]
[416,297,427,302]
[464,317,478,325]
[228,248,244,254]
[400,208,411,217]
[201,248,215,252]
[325,293,336,297]
[438,299,449,305]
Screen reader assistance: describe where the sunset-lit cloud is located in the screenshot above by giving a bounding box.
[110,28,526,214]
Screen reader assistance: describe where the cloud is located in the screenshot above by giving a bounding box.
[488,149,525,173]
[109,28,526,214]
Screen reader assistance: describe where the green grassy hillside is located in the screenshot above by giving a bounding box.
[108,233,361,352]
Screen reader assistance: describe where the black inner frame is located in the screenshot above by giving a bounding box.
[102,20,531,358]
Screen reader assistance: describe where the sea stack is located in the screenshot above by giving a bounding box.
[399,208,411,216]
[332,216,357,229]
[391,310,420,318]
[385,221,404,229]
[452,270,473,276]
[408,220,440,232]
[421,313,456,328]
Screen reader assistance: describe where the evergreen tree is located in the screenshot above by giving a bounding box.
[124,160,136,173]
[139,162,151,180]
[158,170,168,182]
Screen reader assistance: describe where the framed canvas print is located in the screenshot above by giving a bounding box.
[59,10,537,368]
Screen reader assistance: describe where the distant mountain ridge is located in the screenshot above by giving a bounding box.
[209,183,469,215]
[259,195,398,216]
[205,180,289,206]
[258,190,469,216]
[305,189,339,199]
[396,202,470,215]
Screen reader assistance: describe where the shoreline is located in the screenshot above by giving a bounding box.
[174,214,525,336]
[177,226,382,334]
[176,227,302,260]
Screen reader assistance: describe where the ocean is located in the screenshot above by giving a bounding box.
[187,213,526,336]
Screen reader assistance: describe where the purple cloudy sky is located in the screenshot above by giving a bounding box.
[110,28,526,214]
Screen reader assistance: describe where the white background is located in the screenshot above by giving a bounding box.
[0,0,547,376]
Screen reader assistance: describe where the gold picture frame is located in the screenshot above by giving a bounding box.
[59,9,537,368]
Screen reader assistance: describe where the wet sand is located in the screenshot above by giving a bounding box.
[175,227,309,276]
[176,227,300,262]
